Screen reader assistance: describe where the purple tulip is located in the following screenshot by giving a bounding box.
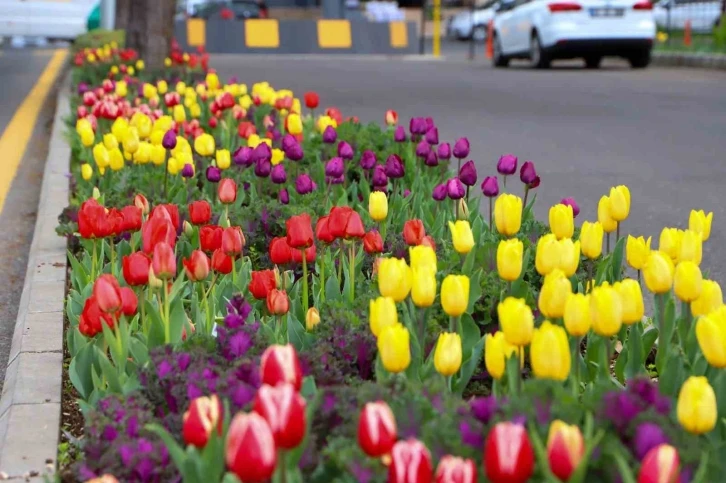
[497,154,518,176]
[181,163,194,178]
[453,137,470,159]
[279,188,289,205]
[561,197,580,217]
[425,150,439,167]
[269,129,282,142]
[470,396,499,424]
[384,154,404,179]
[372,165,388,188]
[432,183,447,201]
[359,150,377,170]
[447,177,466,200]
[394,126,407,143]
[327,175,345,185]
[632,423,669,461]
[162,129,177,150]
[325,157,345,178]
[520,161,538,185]
[253,143,271,163]
[322,126,337,144]
[409,117,427,136]
[415,140,430,158]
[287,143,304,162]
[459,160,478,186]
[295,174,315,194]
[77,82,90,95]
[424,117,435,131]
[206,166,221,183]
[255,159,271,178]
[481,176,499,197]
[337,141,354,160]
[233,146,253,166]
[281,134,296,152]
[270,164,287,184]
[425,127,439,145]
[437,142,451,160]
[403,189,411,197]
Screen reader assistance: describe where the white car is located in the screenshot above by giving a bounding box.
[492,0,657,68]
[0,0,96,40]
[653,0,722,33]
[446,0,500,41]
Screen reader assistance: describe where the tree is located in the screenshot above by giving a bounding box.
[115,0,177,70]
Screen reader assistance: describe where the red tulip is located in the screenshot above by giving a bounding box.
[122,252,150,286]
[200,225,223,252]
[141,210,176,254]
[225,412,277,483]
[134,194,149,215]
[326,107,343,125]
[78,199,113,239]
[638,444,680,483]
[211,249,233,274]
[291,244,316,264]
[152,242,177,279]
[119,287,138,316]
[249,269,277,300]
[266,289,289,316]
[218,178,237,204]
[389,439,433,483]
[119,205,142,232]
[315,215,335,244]
[435,456,477,483]
[151,204,180,231]
[328,206,366,239]
[183,250,210,282]
[106,208,125,237]
[260,344,302,391]
[189,200,212,225]
[269,237,292,265]
[253,383,306,449]
[357,401,397,457]
[183,394,223,448]
[484,422,534,483]
[403,219,426,246]
[304,92,319,109]
[238,121,256,139]
[385,109,398,126]
[547,421,584,482]
[286,213,314,249]
[421,235,437,251]
[79,295,116,337]
[363,231,383,254]
[93,274,123,313]
[222,226,244,256]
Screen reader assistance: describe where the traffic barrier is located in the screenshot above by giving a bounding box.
[175,18,418,54]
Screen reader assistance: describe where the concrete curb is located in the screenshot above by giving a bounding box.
[652,51,726,70]
[0,71,70,480]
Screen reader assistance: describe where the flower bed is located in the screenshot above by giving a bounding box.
[58,43,726,483]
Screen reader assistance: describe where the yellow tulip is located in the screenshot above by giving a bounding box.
[76,117,92,136]
[317,115,337,133]
[287,113,303,135]
[691,280,723,317]
[80,129,95,147]
[597,196,617,233]
[643,250,674,294]
[378,258,412,302]
[409,245,437,274]
[441,275,470,317]
[369,192,388,222]
[292,98,301,114]
[173,136,191,155]
[679,230,702,266]
[149,129,164,146]
[539,269,572,319]
[411,268,437,308]
[613,279,644,324]
[689,209,713,242]
[127,66,135,76]
[590,285,623,337]
[674,261,703,302]
[558,239,580,277]
[206,72,220,91]
[626,235,651,271]
[167,156,181,175]
[157,80,168,95]
[247,133,262,149]
[608,185,630,222]
[240,95,252,109]
[173,104,186,123]
[132,113,152,138]
[306,307,321,331]
[564,293,591,337]
[434,332,462,376]
[103,133,118,151]
[136,59,145,71]
[123,127,140,154]
[498,297,534,347]
[81,164,93,181]
[377,323,411,373]
[549,204,574,240]
[115,80,127,97]
[92,143,110,168]
[448,221,475,255]
[696,308,726,368]
[111,117,129,143]
[494,194,523,237]
[271,148,285,166]
[109,148,124,171]
[530,321,571,381]
[659,227,682,262]
[580,221,603,260]
[536,233,560,276]
[194,133,216,157]
[497,238,523,282]
[485,332,521,379]
[190,103,201,118]
[677,376,717,434]
[216,149,231,170]
[149,145,166,166]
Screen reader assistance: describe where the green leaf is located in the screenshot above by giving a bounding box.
[96,349,123,394]
[146,423,188,471]
[460,314,480,356]
[325,270,341,302]
[609,237,626,282]
[169,298,187,343]
[642,327,658,359]
[454,337,484,395]
[69,342,95,400]
[625,323,644,380]
[287,313,310,351]
[585,334,604,382]
[466,269,483,314]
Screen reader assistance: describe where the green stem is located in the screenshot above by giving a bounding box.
[572,336,581,398]
[202,281,211,334]
[612,450,637,483]
[319,256,325,304]
[602,336,611,380]
[522,186,529,216]
[91,239,98,279]
[379,220,387,248]
[278,449,287,483]
[204,274,219,299]
[586,260,594,294]
[231,257,236,287]
[679,300,692,359]
[607,233,611,254]
[348,244,356,303]
[139,288,146,335]
[163,285,171,344]
[616,222,620,242]
[419,307,427,356]
[337,247,344,288]
[302,250,309,314]
[163,155,169,202]
[109,239,116,277]
[518,346,523,393]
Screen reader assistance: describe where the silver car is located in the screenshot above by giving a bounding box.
[446,0,500,41]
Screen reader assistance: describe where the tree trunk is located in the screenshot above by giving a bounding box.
[117,0,176,71]
[115,0,131,32]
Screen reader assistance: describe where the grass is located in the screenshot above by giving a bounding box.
[655,15,726,54]
[73,29,126,52]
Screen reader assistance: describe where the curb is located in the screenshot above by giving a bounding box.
[652,51,726,70]
[0,71,70,480]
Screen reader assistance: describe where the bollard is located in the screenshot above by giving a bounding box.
[684,19,692,47]
[485,19,494,59]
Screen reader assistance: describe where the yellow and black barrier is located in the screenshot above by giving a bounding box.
[177,18,417,54]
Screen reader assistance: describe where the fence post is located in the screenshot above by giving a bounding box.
[419,0,427,54]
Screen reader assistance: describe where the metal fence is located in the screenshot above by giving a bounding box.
[655,0,724,35]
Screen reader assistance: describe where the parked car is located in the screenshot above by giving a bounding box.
[446,0,500,40]
[492,0,656,69]
[0,0,96,40]
[653,0,721,32]
[191,0,266,19]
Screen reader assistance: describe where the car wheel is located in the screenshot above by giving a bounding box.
[628,51,651,69]
[584,56,602,69]
[472,25,487,42]
[492,34,509,68]
[530,33,551,69]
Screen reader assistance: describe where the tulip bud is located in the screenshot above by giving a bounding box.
[638,444,680,483]
[535,233,560,276]
[677,376,717,434]
[498,297,534,347]
[643,251,674,294]
[441,275,470,317]
[614,279,644,324]
[688,209,713,242]
[481,176,499,197]
[183,395,222,448]
[370,296,399,337]
[435,456,477,483]
[260,344,302,390]
[369,192,388,222]
[597,196,617,233]
[457,199,470,220]
[453,137,470,159]
[659,227,682,262]
[437,142,451,160]
[695,306,726,368]
[434,332,462,377]
[253,383,306,449]
[497,239,523,282]
[447,177,465,200]
[674,261,702,302]
[411,268,437,308]
[266,289,289,316]
[218,178,237,204]
[539,269,572,319]
[378,323,411,373]
[531,321,571,381]
[93,274,123,313]
[134,194,149,215]
[678,230,702,266]
[358,401,398,457]
[484,422,534,483]
[485,331,521,380]
[449,220,475,254]
[692,280,723,317]
[580,221,603,259]
[459,160,478,186]
[92,187,101,200]
[589,285,623,337]
[558,238,580,277]
[147,265,163,288]
[306,307,320,331]
[378,258,413,302]
[152,242,177,279]
[626,235,651,271]
[183,250,210,282]
[363,231,384,255]
[494,194,523,237]
[222,226,244,256]
[547,420,584,481]
[389,439,433,483]
[225,412,277,483]
[549,204,574,240]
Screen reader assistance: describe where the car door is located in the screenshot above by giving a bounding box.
[494,0,518,53]
[0,0,29,37]
[510,0,537,53]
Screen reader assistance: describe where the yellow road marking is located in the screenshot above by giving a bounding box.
[0,49,66,214]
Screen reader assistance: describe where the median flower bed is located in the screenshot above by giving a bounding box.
[58,43,726,483]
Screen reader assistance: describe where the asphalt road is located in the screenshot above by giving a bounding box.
[212,52,726,285]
